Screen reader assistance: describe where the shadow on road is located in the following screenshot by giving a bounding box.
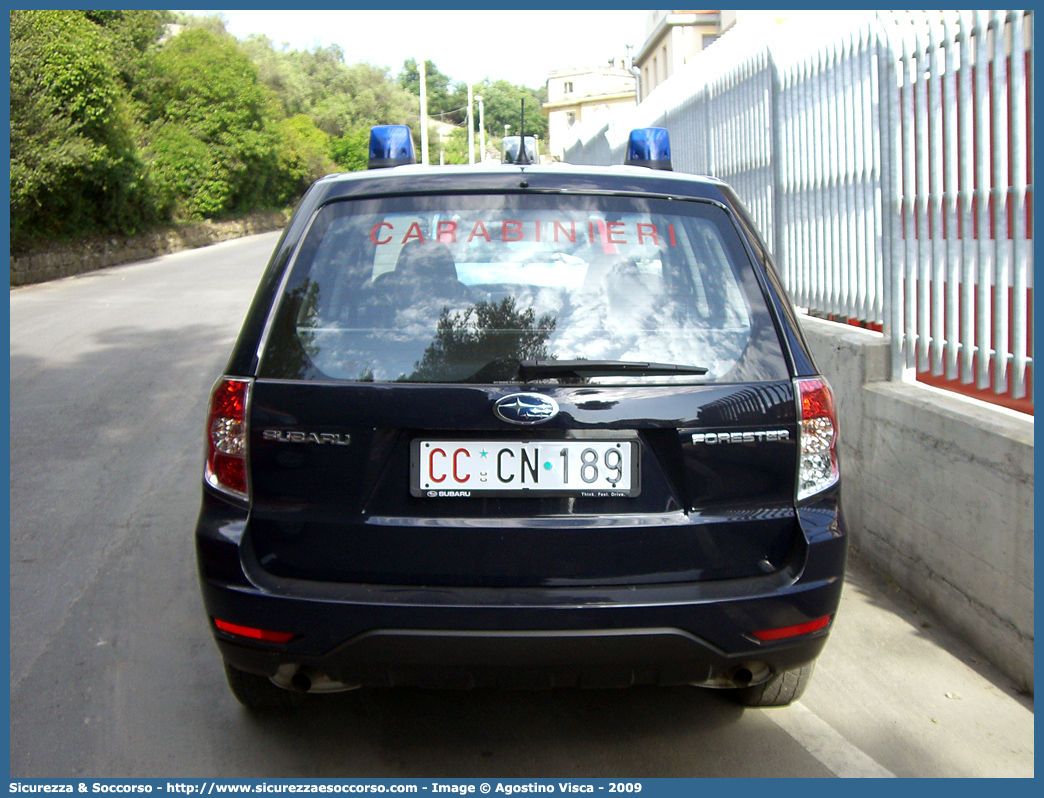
[234,685,765,778]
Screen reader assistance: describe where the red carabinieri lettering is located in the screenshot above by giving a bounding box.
[467,220,491,242]
[402,221,425,244]
[436,220,458,242]
[368,219,679,247]
[370,222,393,245]
[502,220,523,242]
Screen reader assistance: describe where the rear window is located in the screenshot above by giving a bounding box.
[258,194,789,384]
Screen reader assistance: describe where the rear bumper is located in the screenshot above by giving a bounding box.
[196,491,847,691]
[214,625,831,691]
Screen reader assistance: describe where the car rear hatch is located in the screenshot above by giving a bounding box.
[243,191,803,589]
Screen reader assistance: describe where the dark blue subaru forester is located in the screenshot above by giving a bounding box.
[197,126,846,710]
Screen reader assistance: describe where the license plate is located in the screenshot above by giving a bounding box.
[411,439,640,498]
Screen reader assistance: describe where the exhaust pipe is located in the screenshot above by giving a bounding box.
[272,663,360,693]
[731,667,754,686]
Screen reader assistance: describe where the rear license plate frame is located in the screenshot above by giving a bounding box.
[410,437,641,498]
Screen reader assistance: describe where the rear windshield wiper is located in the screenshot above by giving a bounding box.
[517,359,708,381]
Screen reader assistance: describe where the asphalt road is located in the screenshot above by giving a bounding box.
[9,233,1034,778]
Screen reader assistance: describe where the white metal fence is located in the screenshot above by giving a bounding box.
[563,11,1033,401]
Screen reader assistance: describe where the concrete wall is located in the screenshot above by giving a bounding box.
[799,315,1034,693]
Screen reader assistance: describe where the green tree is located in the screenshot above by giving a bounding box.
[141,27,285,218]
[276,114,336,194]
[329,126,371,172]
[399,59,466,124]
[475,78,548,144]
[433,126,473,165]
[141,123,213,217]
[242,37,417,137]
[8,9,570,256]
[335,62,418,131]
[241,38,348,124]
[169,11,229,37]
[410,298,556,382]
[10,9,154,250]
[83,10,170,92]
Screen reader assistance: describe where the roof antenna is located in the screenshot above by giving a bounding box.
[514,99,531,165]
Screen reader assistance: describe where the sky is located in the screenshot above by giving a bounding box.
[179,9,650,89]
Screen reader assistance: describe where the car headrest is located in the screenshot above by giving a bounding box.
[392,241,459,284]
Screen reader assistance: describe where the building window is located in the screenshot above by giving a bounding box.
[566,111,576,126]
[564,81,573,93]
[662,45,668,80]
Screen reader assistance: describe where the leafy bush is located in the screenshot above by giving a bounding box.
[143,124,215,218]
[329,127,371,172]
[276,115,336,196]
[10,10,155,249]
[141,27,285,218]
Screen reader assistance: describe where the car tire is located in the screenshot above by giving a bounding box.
[223,663,306,711]
[731,663,815,707]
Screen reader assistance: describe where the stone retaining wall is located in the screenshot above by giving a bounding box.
[10,210,290,287]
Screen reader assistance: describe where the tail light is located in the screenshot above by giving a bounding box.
[795,377,839,502]
[213,618,295,644]
[753,615,832,641]
[205,377,251,500]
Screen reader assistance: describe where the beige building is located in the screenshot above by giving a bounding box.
[635,10,727,99]
[543,59,637,161]
[634,10,792,98]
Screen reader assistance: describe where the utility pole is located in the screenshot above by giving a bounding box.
[476,95,485,164]
[467,84,475,165]
[419,60,429,165]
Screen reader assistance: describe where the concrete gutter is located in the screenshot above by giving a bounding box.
[799,314,1034,693]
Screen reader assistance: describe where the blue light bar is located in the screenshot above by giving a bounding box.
[625,127,672,171]
[368,125,416,169]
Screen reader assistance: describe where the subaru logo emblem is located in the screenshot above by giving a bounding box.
[494,393,560,425]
